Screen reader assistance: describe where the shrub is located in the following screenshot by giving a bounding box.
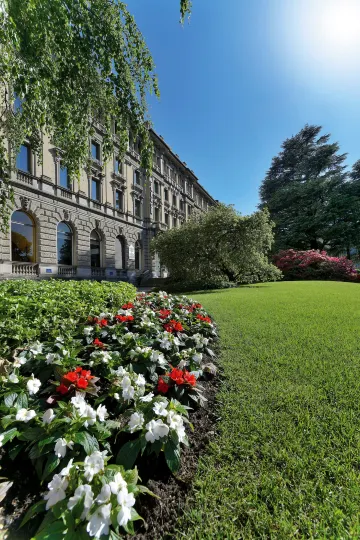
[273,249,360,282]
[0,290,218,538]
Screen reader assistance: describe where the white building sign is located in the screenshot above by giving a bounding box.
[128,243,135,260]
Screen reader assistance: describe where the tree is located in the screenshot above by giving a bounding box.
[0,0,191,233]
[259,125,352,252]
[152,204,281,289]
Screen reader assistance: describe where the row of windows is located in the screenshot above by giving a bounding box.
[11,211,142,270]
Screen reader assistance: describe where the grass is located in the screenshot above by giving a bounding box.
[175,281,360,539]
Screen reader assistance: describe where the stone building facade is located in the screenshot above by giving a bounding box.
[0,125,215,282]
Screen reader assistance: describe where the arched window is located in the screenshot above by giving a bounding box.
[90,230,101,267]
[11,210,36,262]
[115,236,126,270]
[57,222,73,265]
[135,241,141,270]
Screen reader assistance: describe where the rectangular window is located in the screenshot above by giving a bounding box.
[188,205,192,216]
[134,199,142,218]
[154,207,160,222]
[164,213,169,226]
[91,141,100,161]
[91,178,101,202]
[16,144,31,173]
[114,157,122,175]
[172,194,177,207]
[173,217,177,228]
[164,189,169,201]
[134,170,141,185]
[115,190,123,211]
[156,155,161,169]
[134,138,141,153]
[154,181,160,195]
[180,200,184,211]
[59,166,70,189]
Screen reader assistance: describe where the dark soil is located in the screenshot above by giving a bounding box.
[1,375,220,540]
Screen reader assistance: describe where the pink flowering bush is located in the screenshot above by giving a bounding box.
[273,249,360,282]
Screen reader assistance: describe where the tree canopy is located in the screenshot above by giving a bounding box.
[0,0,191,232]
[152,204,281,289]
[260,124,360,255]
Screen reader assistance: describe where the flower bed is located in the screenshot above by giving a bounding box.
[0,291,217,539]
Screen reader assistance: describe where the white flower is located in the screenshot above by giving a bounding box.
[56,336,64,344]
[84,326,94,336]
[44,474,68,509]
[140,392,154,403]
[45,352,60,365]
[80,405,97,427]
[128,412,144,433]
[145,419,169,443]
[114,393,120,400]
[135,374,146,387]
[16,408,36,422]
[117,488,136,527]
[84,451,105,482]
[95,484,111,504]
[153,400,168,417]
[54,438,74,458]
[167,411,186,442]
[13,357,27,368]
[42,408,55,424]
[150,350,166,367]
[121,375,132,389]
[96,404,108,422]
[192,352,202,363]
[60,458,74,476]
[8,372,19,383]
[62,349,69,356]
[29,341,43,356]
[68,484,94,520]
[0,434,4,447]
[26,374,41,395]
[109,472,127,494]
[122,385,135,402]
[71,393,86,410]
[113,366,126,377]
[86,503,112,538]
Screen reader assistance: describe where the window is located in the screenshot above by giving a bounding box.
[164,213,169,226]
[115,236,126,269]
[59,166,71,189]
[154,181,160,195]
[134,138,141,153]
[16,144,31,173]
[90,230,101,267]
[57,222,73,265]
[154,207,160,222]
[134,170,141,185]
[173,217,177,228]
[156,155,161,169]
[179,176,185,190]
[91,178,101,202]
[134,199,142,218]
[172,194,177,207]
[188,205,192,216]
[115,190,124,211]
[180,200,184,212]
[91,141,100,161]
[135,241,141,270]
[11,210,36,262]
[164,189,169,202]
[114,157,122,175]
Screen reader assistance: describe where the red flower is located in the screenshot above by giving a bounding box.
[93,338,105,348]
[77,377,88,389]
[183,371,197,387]
[158,377,170,394]
[163,320,184,333]
[159,309,171,320]
[121,302,134,310]
[99,318,108,327]
[115,315,134,323]
[56,383,69,395]
[81,369,93,381]
[196,314,212,323]
[169,368,185,385]
[63,371,78,383]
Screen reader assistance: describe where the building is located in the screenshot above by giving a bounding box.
[0,123,216,281]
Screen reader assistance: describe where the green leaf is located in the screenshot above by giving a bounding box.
[1,427,19,445]
[137,484,159,498]
[16,392,28,409]
[41,453,60,483]
[34,519,67,539]
[116,438,141,469]
[4,392,18,408]
[74,431,99,455]
[20,499,46,528]
[9,442,23,460]
[130,507,144,522]
[164,439,181,473]
[21,427,44,441]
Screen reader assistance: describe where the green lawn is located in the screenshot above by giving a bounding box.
[175,282,360,539]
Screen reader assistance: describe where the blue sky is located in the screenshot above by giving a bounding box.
[128,0,360,215]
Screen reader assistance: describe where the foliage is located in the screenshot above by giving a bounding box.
[176,282,360,538]
[152,204,281,289]
[0,0,191,233]
[0,279,136,359]
[259,124,360,254]
[273,249,360,282]
[0,288,218,538]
